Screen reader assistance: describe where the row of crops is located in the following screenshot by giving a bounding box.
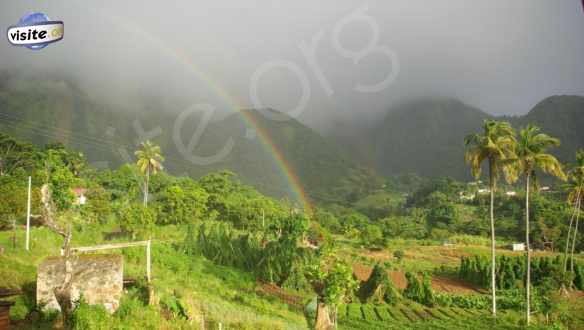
[337,302,525,330]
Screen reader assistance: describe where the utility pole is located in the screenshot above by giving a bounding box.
[25,176,31,251]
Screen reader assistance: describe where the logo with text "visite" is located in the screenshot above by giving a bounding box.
[7,12,63,50]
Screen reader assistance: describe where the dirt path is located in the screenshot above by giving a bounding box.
[353,263,481,294]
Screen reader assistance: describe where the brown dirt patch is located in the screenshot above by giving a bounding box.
[352,263,481,294]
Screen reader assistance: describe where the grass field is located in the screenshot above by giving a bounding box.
[1,225,583,329]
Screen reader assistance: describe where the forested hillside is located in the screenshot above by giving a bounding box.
[0,75,380,205]
[369,96,584,179]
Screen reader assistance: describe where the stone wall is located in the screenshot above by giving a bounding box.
[37,254,123,313]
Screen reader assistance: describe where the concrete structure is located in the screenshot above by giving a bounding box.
[511,243,525,251]
[37,254,123,313]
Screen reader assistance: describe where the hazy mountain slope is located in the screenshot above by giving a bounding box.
[370,96,583,179]
[0,76,379,204]
[374,99,491,179]
[517,95,584,163]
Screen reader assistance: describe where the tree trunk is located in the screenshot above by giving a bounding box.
[525,173,531,325]
[53,226,74,324]
[315,299,334,330]
[563,190,579,272]
[489,162,497,317]
[570,195,581,274]
[143,165,150,207]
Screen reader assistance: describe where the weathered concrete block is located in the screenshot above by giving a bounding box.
[37,254,123,313]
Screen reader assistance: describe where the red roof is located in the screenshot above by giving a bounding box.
[72,187,87,196]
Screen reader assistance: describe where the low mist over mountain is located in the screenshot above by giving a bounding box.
[366,96,584,180]
[1,74,582,200]
[0,75,380,204]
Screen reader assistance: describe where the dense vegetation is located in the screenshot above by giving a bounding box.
[0,115,583,330]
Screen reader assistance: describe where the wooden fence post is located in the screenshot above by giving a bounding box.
[146,239,151,283]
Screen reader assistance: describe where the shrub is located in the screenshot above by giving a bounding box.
[9,296,30,321]
[69,299,110,330]
[358,263,400,305]
[393,250,404,263]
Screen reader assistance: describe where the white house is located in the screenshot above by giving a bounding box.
[72,187,87,206]
[505,191,516,197]
[511,243,525,251]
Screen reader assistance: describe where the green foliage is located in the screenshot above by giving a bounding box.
[69,298,110,330]
[403,272,436,306]
[160,294,188,319]
[154,183,208,225]
[9,295,31,321]
[458,254,580,290]
[81,186,112,224]
[358,263,400,305]
[187,216,311,286]
[403,272,423,301]
[393,250,404,262]
[434,292,490,309]
[361,225,383,247]
[420,273,435,306]
[0,176,29,229]
[117,203,156,239]
[305,255,357,308]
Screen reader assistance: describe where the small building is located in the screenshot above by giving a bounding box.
[72,187,87,205]
[505,191,516,197]
[459,191,474,201]
[510,243,525,251]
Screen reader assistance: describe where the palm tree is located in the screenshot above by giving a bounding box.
[564,150,584,274]
[514,124,566,325]
[465,120,517,317]
[135,141,164,206]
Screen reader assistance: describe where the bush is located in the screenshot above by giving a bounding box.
[69,299,110,330]
[358,263,400,304]
[393,250,404,263]
[118,203,156,239]
[9,296,30,321]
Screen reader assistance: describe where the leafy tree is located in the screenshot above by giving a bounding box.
[361,225,383,247]
[305,250,357,329]
[0,133,35,176]
[82,186,112,224]
[135,141,164,206]
[39,148,79,211]
[514,124,566,324]
[425,191,460,229]
[118,203,156,239]
[0,176,39,229]
[465,119,517,317]
[154,183,208,225]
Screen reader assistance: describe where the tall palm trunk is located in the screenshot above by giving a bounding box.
[564,190,580,272]
[143,165,150,206]
[525,173,531,325]
[489,162,497,317]
[570,195,582,273]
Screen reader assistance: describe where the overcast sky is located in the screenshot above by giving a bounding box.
[1,0,583,130]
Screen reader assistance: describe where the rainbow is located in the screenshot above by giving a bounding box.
[89,10,313,214]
